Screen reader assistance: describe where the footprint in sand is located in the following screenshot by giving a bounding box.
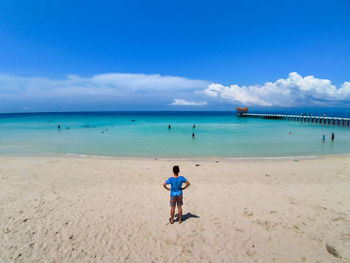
[336,173,345,178]
[288,197,298,205]
[243,210,254,217]
[254,219,275,231]
[331,216,346,222]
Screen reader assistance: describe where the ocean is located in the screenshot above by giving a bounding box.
[0,111,349,158]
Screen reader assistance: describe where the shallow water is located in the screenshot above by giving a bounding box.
[0,111,349,157]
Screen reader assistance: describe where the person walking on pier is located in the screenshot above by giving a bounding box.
[331,132,335,142]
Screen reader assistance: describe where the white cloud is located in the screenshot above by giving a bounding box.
[0,73,208,99]
[203,72,350,106]
[0,71,349,112]
[170,99,207,106]
[0,73,209,111]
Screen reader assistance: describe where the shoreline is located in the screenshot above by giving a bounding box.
[1,152,350,162]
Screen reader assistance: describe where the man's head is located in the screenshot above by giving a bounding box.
[173,165,180,175]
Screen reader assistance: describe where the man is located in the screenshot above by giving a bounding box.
[163,166,190,224]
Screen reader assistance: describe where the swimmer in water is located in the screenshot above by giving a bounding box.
[58,125,61,130]
[192,132,195,139]
[193,124,196,129]
[168,124,171,129]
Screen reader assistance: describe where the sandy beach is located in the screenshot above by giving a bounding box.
[0,155,349,262]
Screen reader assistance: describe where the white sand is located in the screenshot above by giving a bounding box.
[0,156,349,262]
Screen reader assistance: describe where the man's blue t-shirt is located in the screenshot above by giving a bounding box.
[166,176,187,197]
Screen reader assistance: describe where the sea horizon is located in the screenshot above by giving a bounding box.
[2,107,350,117]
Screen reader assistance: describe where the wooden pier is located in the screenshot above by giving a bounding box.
[238,113,350,127]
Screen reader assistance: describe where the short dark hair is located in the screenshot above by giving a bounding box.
[173,165,180,175]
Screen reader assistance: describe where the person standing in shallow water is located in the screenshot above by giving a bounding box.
[331,132,335,142]
[322,135,325,143]
[163,166,190,224]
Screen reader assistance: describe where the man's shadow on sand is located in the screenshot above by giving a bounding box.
[174,212,200,222]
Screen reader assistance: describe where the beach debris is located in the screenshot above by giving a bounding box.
[325,244,341,258]
[294,159,299,162]
[23,218,28,222]
[215,161,219,163]
[195,164,200,167]
[69,235,74,240]
[265,173,271,177]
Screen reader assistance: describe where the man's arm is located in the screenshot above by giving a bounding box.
[182,180,190,190]
[163,182,170,191]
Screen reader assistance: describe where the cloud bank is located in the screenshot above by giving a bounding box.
[0,72,349,112]
[0,73,208,99]
[0,73,209,112]
[203,72,350,107]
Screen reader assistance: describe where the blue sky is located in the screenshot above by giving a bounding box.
[0,0,349,112]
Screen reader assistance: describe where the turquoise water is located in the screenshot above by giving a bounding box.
[0,112,349,157]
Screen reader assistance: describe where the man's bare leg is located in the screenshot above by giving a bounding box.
[170,206,175,224]
[177,205,182,224]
